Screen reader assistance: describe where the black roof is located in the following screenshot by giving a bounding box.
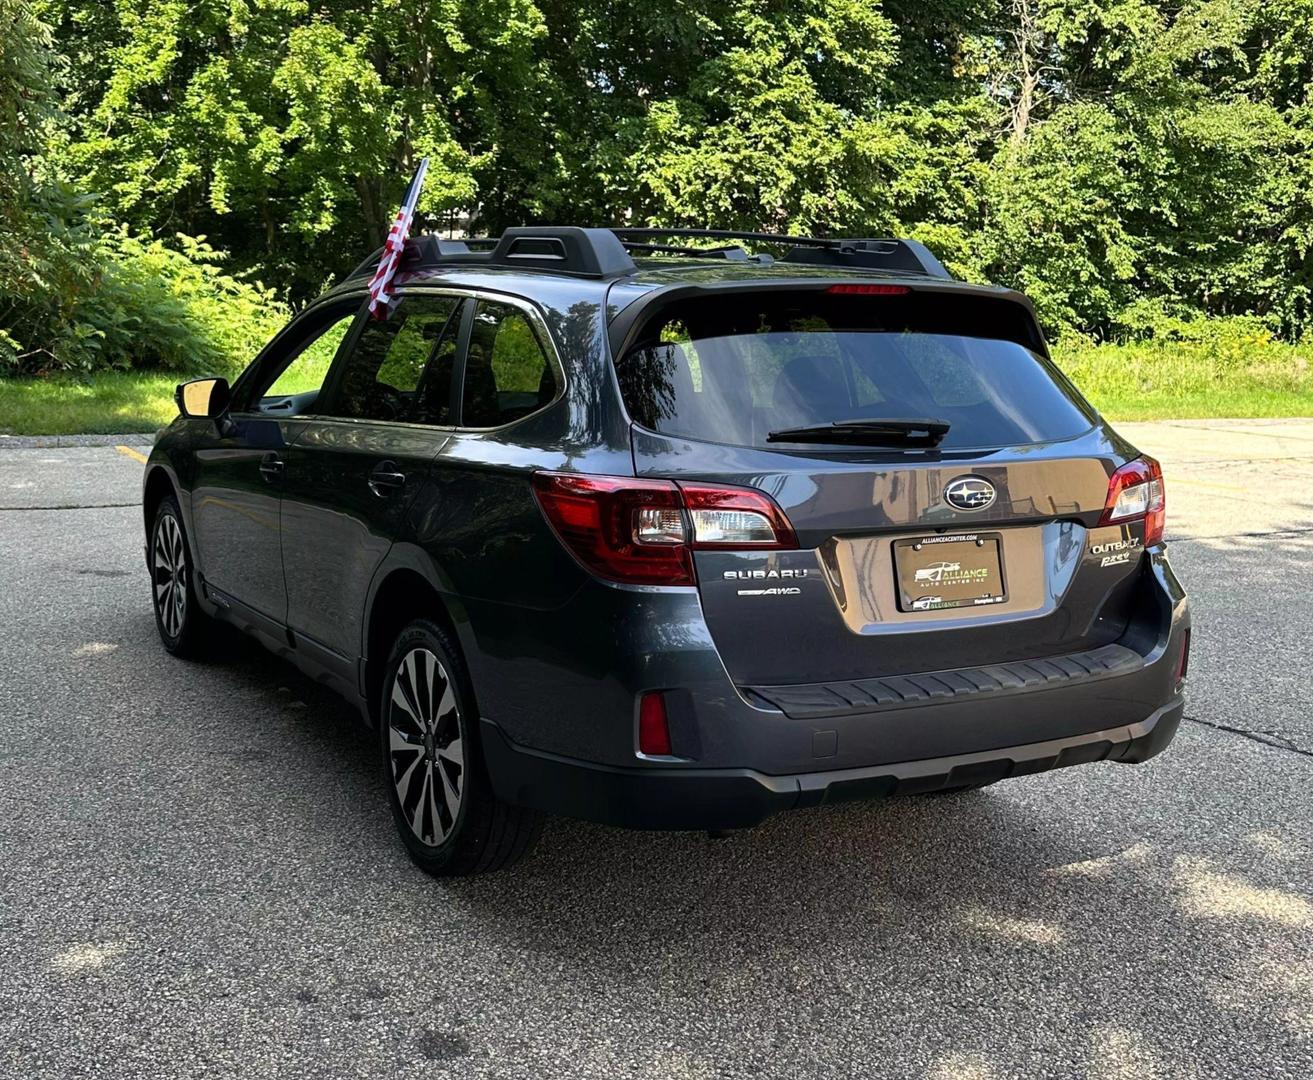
[346,226,954,285]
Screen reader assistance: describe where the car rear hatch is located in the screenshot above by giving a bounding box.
[609,282,1161,688]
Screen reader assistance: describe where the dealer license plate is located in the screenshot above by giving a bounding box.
[893,533,1007,613]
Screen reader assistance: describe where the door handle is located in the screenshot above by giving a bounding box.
[259,453,284,482]
[369,461,407,497]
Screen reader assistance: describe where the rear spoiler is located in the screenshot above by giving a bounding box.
[606,280,1050,362]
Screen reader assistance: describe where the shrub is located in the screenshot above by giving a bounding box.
[2,214,288,378]
[0,0,287,379]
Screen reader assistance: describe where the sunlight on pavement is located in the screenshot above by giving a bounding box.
[1086,1025,1171,1080]
[50,942,127,972]
[1046,841,1154,878]
[958,906,1065,945]
[72,642,120,658]
[1174,858,1313,928]
[927,1052,1005,1080]
[1243,831,1303,862]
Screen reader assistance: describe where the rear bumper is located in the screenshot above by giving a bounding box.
[482,694,1183,830]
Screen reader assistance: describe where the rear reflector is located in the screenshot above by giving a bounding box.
[1178,628,1191,682]
[826,283,911,296]
[1099,455,1166,546]
[532,472,796,586]
[638,692,673,756]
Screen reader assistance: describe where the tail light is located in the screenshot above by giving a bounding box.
[1099,455,1166,546]
[531,472,796,586]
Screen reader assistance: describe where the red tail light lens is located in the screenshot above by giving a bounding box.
[638,692,673,756]
[530,473,693,585]
[1099,455,1166,546]
[531,472,797,586]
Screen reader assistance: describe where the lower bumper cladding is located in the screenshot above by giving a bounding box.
[482,696,1183,831]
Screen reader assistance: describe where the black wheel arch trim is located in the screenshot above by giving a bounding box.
[358,542,475,712]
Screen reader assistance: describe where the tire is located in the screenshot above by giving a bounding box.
[148,494,213,658]
[380,618,544,876]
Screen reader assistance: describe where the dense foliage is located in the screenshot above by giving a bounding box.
[3,0,1312,378]
[0,0,286,374]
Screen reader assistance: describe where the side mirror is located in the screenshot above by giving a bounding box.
[176,377,231,420]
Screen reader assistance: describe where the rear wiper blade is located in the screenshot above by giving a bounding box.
[767,417,950,447]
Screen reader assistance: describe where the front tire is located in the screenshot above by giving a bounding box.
[149,494,212,658]
[380,618,543,876]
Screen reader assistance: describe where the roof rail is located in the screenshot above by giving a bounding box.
[345,225,950,282]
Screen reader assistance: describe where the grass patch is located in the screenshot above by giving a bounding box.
[0,371,184,435]
[1053,326,1313,420]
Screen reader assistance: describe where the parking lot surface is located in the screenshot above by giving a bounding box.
[1,422,1310,1079]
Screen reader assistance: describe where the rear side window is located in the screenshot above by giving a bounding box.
[617,293,1095,451]
[461,301,558,428]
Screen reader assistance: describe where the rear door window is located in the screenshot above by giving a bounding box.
[617,293,1096,451]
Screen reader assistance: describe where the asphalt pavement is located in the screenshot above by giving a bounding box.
[1,423,1310,1079]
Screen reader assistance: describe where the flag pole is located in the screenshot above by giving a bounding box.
[366,156,430,319]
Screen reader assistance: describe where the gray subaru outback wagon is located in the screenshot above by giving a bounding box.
[143,227,1190,875]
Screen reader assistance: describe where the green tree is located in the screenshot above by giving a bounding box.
[2,0,285,375]
[40,0,544,300]
[25,0,1313,342]
[978,0,1313,338]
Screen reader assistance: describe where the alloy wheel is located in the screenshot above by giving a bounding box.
[388,648,465,845]
[151,513,187,638]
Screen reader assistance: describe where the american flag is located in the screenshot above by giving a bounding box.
[367,157,430,319]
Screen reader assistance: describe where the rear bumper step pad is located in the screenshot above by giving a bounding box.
[742,642,1145,720]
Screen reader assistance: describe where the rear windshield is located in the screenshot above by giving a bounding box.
[615,293,1096,451]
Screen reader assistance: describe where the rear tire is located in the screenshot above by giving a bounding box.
[148,494,214,658]
[380,618,543,876]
